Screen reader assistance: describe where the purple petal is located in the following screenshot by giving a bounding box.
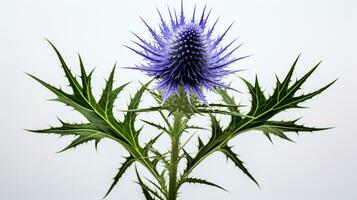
[192,85,208,105]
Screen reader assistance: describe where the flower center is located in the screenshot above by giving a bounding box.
[168,24,208,84]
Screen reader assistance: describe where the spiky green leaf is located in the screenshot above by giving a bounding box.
[104,156,135,198]
[141,120,169,134]
[182,177,227,191]
[135,167,163,200]
[255,119,329,142]
[182,56,335,190]
[220,145,259,186]
[28,119,118,152]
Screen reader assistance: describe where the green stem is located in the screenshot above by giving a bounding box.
[168,136,179,200]
[168,112,183,200]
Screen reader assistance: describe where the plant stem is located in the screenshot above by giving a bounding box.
[168,136,179,200]
[168,112,183,200]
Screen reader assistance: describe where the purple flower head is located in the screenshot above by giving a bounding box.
[126,2,247,104]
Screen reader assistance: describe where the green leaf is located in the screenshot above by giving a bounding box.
[141,120,169,134]
[215,88,238,112]
[98,65,130,119]
[206,103,244,109]
[194,108,253,119]
[197,137,204,150]
[255,119,329,142]
[183,149,193,171]
[135,167,163,200]
[182,114,225,176]
[185,125,207,131]
[227,56,336,137]
[98,65,116,107]
[255,122,295,142]
[28,42,165,199]
[120,106,167,113]
[215,88,244,133]
[181,177,227,192]
[220,145,259,186]
[27,73,92,115]
[78,54,96,105]
[274,80,337,111]
[275,54,300,100]
[209,114,223,139]
[46,39,82,96]
[149,148,170,169]
[181,56,335,193]
[266,58,325,114]
[104,156,135,198]
[123,81,153,144]
[27,46,131,145]
[145,178,167,199]
[135,168,155,200]
[241,75,266,116]
[27,119,116,152]
[143,132,163,156]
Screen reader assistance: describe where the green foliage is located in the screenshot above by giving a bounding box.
[220,145,258,186]
[28,43,334,200]
[135,167,165,200]
[179,177,227,192]
[178,55,335,192]
[104,156,135,198]
[28,41,164,198]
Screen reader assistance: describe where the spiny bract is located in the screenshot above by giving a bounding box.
[126,2,247,103]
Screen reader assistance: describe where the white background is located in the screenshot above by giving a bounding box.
[1,0,356,199]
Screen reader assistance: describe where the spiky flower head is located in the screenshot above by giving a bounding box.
[126,2,247,104]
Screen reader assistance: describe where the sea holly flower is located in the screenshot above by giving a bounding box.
[27,2,335,200]
[125,2,247,103]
